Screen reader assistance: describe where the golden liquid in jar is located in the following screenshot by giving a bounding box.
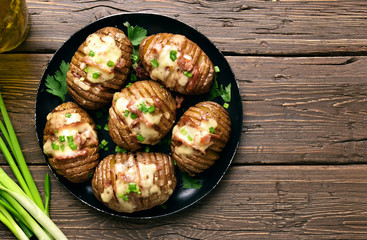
[0,0,30,53]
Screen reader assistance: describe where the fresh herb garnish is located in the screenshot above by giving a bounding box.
[92,72,100,79]
[170,50,177,61]
[182,173,202,189]
[51,142,59,150]
[151,59,159,68]
[88,50,95,57]
[124,22,148,46]
[45,60,69,102]
[124,110,130,117]
[104,123,109,131]
[145,146,150,153]
[124,22,147,63]
[136,134,145,142]
[96,124,102,130]
[107,60,115,67]
[214,66,220,73]
[137,102,149,113]
[130,112,138,119]
[115,146,127,153]
[65,113,71,118]
[126,182,141,194]
[220,83,231,102]
[209,127,215,133]
[184,71,192,78]
[223,103,229,109]
[58,135,65,142]
[148,105,155,113]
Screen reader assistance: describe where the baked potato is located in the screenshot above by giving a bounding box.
[92,152,176,213]
[67,27,133,110]
[139,33,215,95]
[109,80,176,151]
[43,102,99,183]
[171,101,231,176]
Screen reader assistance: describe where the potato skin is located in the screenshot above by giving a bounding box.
[109,80,176,151]
[92,152,176,213]
[171,101,231,176]
[43,102,99,183]
[67,27,133,110]
[139,33,215,95]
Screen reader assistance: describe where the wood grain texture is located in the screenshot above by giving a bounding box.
[10,0,367,55]
[1,165,367,239]
[1,54,367,165]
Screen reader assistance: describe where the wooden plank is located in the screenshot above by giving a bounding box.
[10,0,367,55]
[1,54,367,165]
[1,165,367,239]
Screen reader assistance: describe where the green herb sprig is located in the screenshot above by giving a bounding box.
[45,61,69,102]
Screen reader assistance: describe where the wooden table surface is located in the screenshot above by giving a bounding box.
[1,0,367,239]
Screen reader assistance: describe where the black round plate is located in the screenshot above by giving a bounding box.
[35,13,242,219]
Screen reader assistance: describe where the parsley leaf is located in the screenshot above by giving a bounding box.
[124,22,147,46]
[45,60,69,102]
[182,173,202,189]
[221,83,231,102]
[208,79,221,100]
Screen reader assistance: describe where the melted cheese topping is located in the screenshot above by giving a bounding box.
[83,34,122,83]
[46,112,81,130]
[110,159,160,212]
[101,185,114,203]
[74,78,90,91]
[115,98,160,144]
[138,163,160,197]
[174,144,194,155]
[173,118,217,153]
[43,123,96,158]
[148,43,189,87]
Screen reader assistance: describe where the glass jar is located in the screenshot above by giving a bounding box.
[0,0,30,53]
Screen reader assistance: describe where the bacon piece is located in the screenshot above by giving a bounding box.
[175,95,185,109]
[134,62,150,80]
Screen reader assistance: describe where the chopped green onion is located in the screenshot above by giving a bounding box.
[184,71,192,78]
[58,135,65,142]
[187,135,193,141]
[223,103,229,109]
[123,195,129,201]
[214,66,220,73]
[51,142,59,150]
[104,124,109,131]
[130,113,138,119]
[53,129,59,133]
[145,146,150,153]
[209,127,215,133]
[151,59,159,68]
[180,128,188,135]
[107,60,115,67]
[65,113,71,118]
[131,54,139,63]
[88,50,95,57]
[80,77,85,81]
[101,139,108,146]
[118,193,124,198]
[92,72,100,79]
[126,82,132,88]
[136,134,145,142]
[170,50,177,61]
[126,182,141,194]
[148,105,155,113]
[160,204,167,209]
[124,110,130,117]
[103,146,108,151]
[130,73,137,82]
[60,145,65,152]
[68,142,77,150]
[115,146,127,153]
[84,68,89,73]
[67,135,74,143]
[96,124,102,130]
[95,56,102,64]
[137,102,148,113]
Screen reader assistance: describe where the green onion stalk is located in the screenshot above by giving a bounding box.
[0,93,67,239]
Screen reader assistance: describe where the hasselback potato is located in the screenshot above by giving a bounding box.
[43,102,99,183]
[92,152,176,213]
[66,27,133,110]
[109,80,176,151]
[171,101,231,176]
[139,33,215,95]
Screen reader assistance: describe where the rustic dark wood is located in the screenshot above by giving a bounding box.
[13,0,367,55]
[1,165,367,239]
[1,0,367,239]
